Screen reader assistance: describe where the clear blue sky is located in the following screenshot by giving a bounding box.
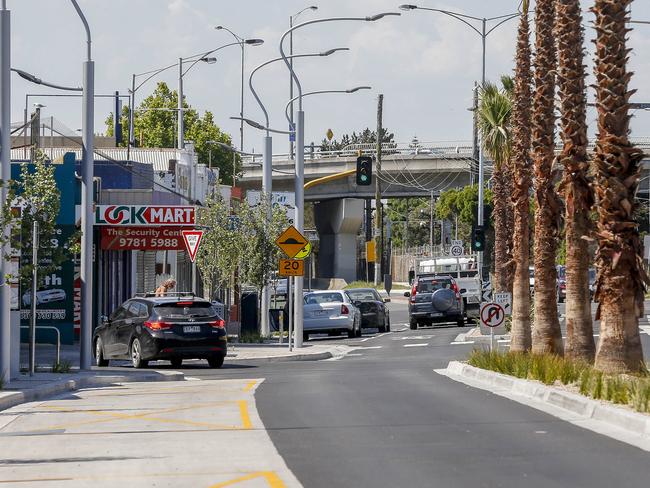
[9,0,650,153]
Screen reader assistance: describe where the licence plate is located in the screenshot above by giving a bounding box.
[429,312,442,318]
[314,310,329,316]
[183,325,201,333]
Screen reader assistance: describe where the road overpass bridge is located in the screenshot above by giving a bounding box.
[239,139,650,282]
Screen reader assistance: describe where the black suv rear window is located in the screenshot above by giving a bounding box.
[417,279,452,293]
[153,302,217,318]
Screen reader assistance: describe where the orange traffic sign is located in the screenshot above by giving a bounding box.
[276,225,309,258]
[279,259,305,276]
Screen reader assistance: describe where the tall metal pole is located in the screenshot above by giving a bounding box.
[476,19,487,280]
[0,1,11,384]
[293,109,305,347]
[71,0,94,371]
[289,16,294,159]
[261,134,272,336]
[177,58,184,150]
[430,191,434,255]
[29,221,38,376]
[129,73,135,147]
[374,94,383,285]
[239,44,245,151]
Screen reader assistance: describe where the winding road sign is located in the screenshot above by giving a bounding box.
[480,302,505,328]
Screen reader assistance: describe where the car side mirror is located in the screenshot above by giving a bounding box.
[403,291,410,298]
[459,289,467,294]
[384,297,391,303]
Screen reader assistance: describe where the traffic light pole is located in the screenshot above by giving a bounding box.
[374,94,383,286]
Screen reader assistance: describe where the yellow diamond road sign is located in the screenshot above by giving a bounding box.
[276,225,309,258]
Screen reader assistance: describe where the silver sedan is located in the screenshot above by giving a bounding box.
[302,291,361,341]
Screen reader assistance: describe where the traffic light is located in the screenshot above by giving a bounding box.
[471,226,485,252]
[356,156,373,186]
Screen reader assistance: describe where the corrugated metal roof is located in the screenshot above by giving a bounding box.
[10,147,181,172]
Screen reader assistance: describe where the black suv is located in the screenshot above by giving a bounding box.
[93,293,227,369]
[404,275,465,329]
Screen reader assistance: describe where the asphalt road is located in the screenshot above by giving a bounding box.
[184,301,650,488]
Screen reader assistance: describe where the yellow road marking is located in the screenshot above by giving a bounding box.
[30,401,252,432]
[238,400,252,430]
[208,471,287,488]
[243,380,258,392]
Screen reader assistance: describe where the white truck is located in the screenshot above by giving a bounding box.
[415,255,482,321]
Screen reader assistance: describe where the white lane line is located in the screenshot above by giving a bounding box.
[347,353,363,357]
[359,331,391,342]
[404,343,429,348]
[362,346,383,350]
[451,341,475,345]
[392,335,435,341]
[397,327,408,332]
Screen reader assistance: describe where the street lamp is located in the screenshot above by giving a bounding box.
[283,86,372,123]
[216,25,264,153]
[279,11,400,348]
[69,0,94,371]
[289,5,319,158]
[399,4,519,279]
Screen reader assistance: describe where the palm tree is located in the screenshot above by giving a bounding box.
[592,0,646,373]
[555,0,595,362]
[531,0,563,355]
[509,0,533,352]
[478,82,513,293]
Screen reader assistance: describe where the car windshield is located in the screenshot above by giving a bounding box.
[417,279,452,293]
[346,290,378,301]
[154,302,217,318]
[304,293,344,305]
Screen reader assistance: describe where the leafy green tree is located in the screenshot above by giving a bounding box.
[385,198,431,249]
[106,82,238,184]
[320,127,395,151]
[0,151,64,291]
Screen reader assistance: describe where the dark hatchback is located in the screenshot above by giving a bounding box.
[346,288,391,332]
[93,294,227,369]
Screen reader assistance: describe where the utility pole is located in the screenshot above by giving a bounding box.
[471,83,479,186]
[374,94,383,286]
[0,0,11,385]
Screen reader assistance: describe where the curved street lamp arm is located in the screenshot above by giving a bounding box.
[415,6,483,22]
[486,12,522,22]
[279,15,399,111]
[133,63,178,93]
[250,50,348,132]
[230,116,292,135]
[69,0,92,60]
[11,68,82,92]
[485,13,520,37]
[216,25,244,43]
[182,41,242,77]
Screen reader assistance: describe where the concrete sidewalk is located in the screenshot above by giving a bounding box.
[1,369,184,413]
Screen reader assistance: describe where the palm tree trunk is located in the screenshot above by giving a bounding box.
[592,0,646,373]
[510,5,534,353]
[555,0,595,362]
[531,0,563,355]
[493,166,510,293]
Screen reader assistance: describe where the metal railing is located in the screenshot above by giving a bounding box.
[20,325,61,365]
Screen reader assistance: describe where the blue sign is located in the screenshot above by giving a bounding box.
[289,123,296,142]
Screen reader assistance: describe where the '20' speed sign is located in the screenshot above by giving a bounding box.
[279,259,304,277]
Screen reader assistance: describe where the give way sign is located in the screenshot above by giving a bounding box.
[181,229,204,263]
[480,302,505,328]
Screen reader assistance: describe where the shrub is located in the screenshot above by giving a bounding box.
[467,349,650,414]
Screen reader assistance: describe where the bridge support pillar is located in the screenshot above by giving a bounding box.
[314,198,364,283]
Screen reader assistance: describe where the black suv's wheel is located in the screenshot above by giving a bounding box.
[130,338,148,369]
[207,355,224,368]
[95,338,109,367]
[170,357,183,368]
[457,316,465,327]
[386,315,391,332]
[303,332,310,342]
[410,318,418,330]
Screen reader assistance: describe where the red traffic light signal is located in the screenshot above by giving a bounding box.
[356,156,373,186]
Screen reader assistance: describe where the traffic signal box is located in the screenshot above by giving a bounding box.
[356,156,373,186]
[471,226,485,252]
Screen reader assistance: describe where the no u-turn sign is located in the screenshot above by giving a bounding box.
[480,302,505,328]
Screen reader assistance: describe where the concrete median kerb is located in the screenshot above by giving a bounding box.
[226,344,353,363]
[442,361,650,440]
[0,369,184,413]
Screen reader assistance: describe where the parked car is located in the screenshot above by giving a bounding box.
[557,265,566,303]
[404,275,465,329]
[22,288,66,306]
[302,290,361,341]
[346,288,391,333]
[589,268,597,301]
[93,294,227,369]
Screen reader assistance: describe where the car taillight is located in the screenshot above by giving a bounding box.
[560,283,566,289]
[341,304,350,315]
[410,285,417,303]
[451,283,461,300]
[144,321,172,330]
[210,319,225,328]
